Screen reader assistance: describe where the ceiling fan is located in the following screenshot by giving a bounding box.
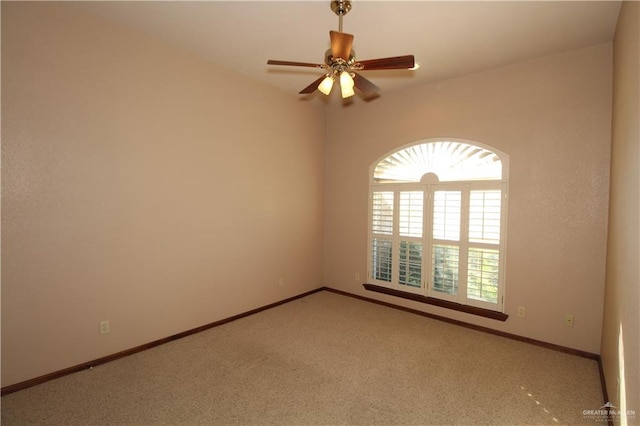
[267,0,416,99]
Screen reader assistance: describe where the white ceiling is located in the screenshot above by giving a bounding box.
[70,1,621,98]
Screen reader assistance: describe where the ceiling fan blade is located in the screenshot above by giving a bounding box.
[352,72,380,98]
[299,75,327,94]
[267,60,324,68]
[330,30,354,60]
[357,55,415,70]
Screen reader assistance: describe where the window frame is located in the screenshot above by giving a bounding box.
[367,139,509,316]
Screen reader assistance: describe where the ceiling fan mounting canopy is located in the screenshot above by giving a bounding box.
[267,0,415,99]
[331,0,352,17]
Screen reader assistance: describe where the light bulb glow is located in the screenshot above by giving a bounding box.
[340,71,355,98]
[318,76,334,95]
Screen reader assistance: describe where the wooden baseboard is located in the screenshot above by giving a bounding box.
[323,286,611,417]
[323,286,599,358]
[596,355,614,426]
[2,285,611,416]
[1,287,323,396]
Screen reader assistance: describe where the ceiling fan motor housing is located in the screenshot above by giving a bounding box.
[324,48,356,68]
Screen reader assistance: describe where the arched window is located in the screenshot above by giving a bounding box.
[367,139,509,314]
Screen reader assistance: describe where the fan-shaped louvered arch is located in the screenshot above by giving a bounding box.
[373,140,504,183]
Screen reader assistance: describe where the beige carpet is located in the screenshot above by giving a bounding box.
[1,291,604,425]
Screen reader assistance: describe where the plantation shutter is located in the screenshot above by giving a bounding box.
[430,189,463,300]
[398,191,424,291]
[466,190,501,304]
[371,191,394,283]
[368,140,507,313]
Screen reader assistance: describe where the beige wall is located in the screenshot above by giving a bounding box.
[1,0,622,391]
[324,43,613,354]
[601,0,640,416]
[1,3,325,387]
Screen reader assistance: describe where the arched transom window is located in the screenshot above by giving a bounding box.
[368,139,509,314]
[374,141,502,183]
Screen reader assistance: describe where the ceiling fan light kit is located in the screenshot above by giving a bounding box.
[318,75,335,95]
[267,0,415,99]
[340,71,355,98]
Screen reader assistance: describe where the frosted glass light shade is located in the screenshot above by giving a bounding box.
[340,72,355,98]
[318,76,334,95]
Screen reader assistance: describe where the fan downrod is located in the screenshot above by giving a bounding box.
[331,0,352,32]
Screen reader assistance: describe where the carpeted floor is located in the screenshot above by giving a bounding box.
[1,290,604,425]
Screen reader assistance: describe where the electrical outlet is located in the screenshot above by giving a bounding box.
[278,277,284,287]
[99,320,110,335]
[355,273,360,281]
[564,314,574,327]
[517,306,526,317]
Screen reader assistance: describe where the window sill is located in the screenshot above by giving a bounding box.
[363,284,509,321]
